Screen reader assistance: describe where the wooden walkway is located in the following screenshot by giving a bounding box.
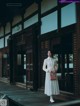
[0,81,79,106]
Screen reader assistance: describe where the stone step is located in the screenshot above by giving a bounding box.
[16,82,26,89]
[0,77,10,84]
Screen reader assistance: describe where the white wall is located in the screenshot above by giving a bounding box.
[41,0,57,14]
[24,14,38,29]
[61,3,76,28]
[41,11,58,34]
[0,27,4,37]
[12,15,22,26]
[5,22,11,34]
[24,3,38,18]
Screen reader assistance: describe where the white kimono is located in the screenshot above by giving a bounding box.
[43,57,60,96]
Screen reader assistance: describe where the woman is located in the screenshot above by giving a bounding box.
[42,50,60,103]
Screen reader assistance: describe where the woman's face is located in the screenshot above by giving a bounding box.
[48,51,52,57]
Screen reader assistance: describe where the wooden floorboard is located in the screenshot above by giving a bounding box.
[0,81,79,106]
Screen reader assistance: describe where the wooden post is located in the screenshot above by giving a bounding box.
[73,3,80,97]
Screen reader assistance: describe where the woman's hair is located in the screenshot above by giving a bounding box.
[47,49,53,55]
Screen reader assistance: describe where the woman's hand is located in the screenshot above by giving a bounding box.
[51,70,56,74]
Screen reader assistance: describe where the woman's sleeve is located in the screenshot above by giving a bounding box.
[42,59,48,72]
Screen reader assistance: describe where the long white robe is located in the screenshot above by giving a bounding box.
[43,57,60,96]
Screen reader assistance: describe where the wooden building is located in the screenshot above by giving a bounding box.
[0,0,80,97]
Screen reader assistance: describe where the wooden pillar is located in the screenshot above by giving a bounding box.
[8,19,17,84]
[21,11,24,31]
[12,38,17,83]
[61,53,65,90]
[58,1,61,32]
[37,0,42,88]
[9,20,13,84]
[8,37,13,83]
[0,53,2,77]
[8,37,17,84]
[32,27,38,91]
[3,24,5,48]
[31,0,41,90]
[73,3,80,97]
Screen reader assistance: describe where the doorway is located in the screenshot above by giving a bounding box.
[52,34,74,93]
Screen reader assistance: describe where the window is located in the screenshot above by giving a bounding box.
[0,38,4,48]
[65,54,73,69]
[61,3,76,27]
[53,54,58,62]
[5,34,10,47]
[24,54,26,69]
[65,54,67,68]
[41,11,58,34]
[69,54,73,68]
[24,14,38,29]
[12,24,22,35]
